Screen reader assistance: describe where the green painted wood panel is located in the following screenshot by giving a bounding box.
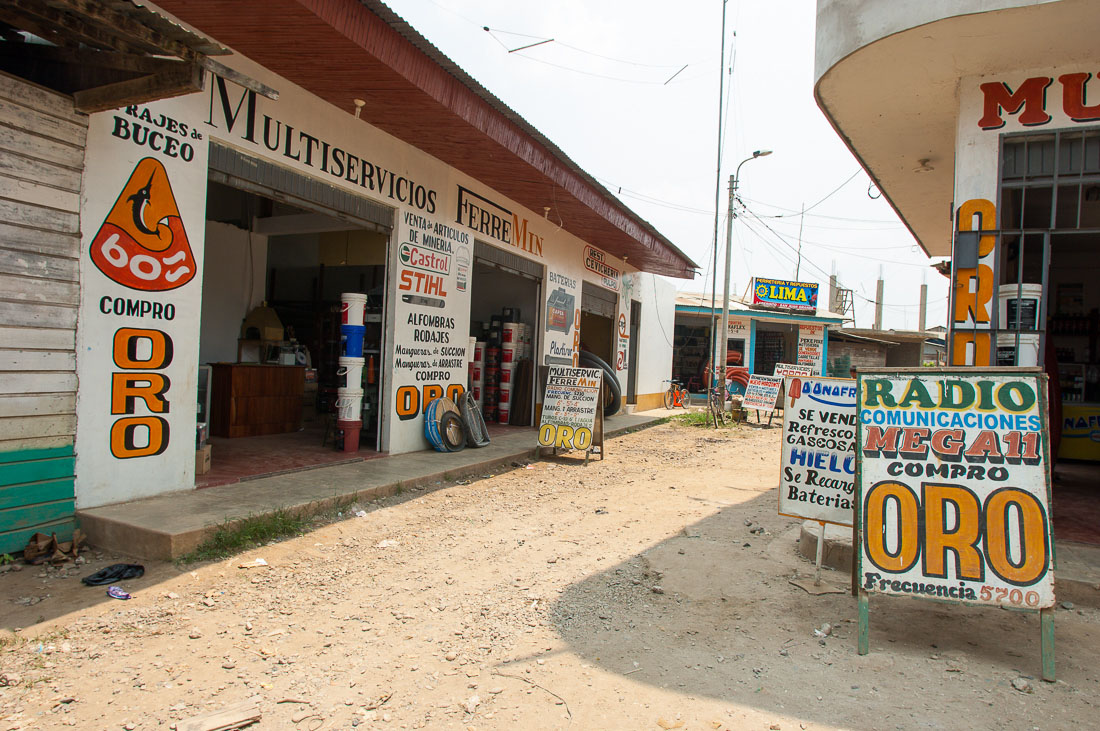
[0,445,76,555]
[0,479,74,510]
[0,517,74,555]
[0,499,75,532]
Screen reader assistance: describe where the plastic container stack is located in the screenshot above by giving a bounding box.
[337,292,366,452]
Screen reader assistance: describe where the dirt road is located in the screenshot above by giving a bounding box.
[1,420,1097,730]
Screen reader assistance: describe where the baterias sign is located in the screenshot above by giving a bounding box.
[856,368,1054,609]
[753,277,818,312]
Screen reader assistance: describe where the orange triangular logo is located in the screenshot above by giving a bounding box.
[90,157,196,291]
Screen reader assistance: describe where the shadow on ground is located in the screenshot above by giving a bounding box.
[547,487,1094,729]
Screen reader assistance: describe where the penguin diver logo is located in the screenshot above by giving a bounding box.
[90,157,196,291]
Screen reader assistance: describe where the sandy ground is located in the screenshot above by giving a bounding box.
[1,419,1098,730]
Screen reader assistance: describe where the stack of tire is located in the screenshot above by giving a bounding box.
[425,394,490,452]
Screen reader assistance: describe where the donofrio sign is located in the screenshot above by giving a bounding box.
[854,367,1056,678]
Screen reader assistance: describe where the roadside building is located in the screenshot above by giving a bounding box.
[673,292,844,392]
[0,0,695,553]
[814,0,1100,543]
[825,327,944,376]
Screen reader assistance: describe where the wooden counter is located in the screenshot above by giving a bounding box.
[210,364,305,438]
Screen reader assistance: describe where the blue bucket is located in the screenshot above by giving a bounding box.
[340,324,366,357]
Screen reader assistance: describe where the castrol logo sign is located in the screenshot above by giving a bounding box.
[89,157,196,291]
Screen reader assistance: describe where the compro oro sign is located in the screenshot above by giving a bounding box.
[538,367,602,451]
[856,369,1054,610]
[780,376,858,526]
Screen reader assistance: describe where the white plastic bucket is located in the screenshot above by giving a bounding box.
[499,382,512,405]
[340,292,368,325]
[337,356,365,389]
[997,284,1042,331]
[471,363,483,382]
[499,364,514,384]
[474,341,485,362]
[502,323,521,343]
[498,402,510,424]
[501,344,517,364]
[336,387,364,421]
[996,333,1041,367]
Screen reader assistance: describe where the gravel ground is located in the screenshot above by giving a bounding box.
[1,419,1097,730]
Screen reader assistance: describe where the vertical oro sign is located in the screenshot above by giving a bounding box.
[855,367,1056,677]
[76,99,208,508]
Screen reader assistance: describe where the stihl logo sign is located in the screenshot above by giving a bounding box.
[979,73,1100,129]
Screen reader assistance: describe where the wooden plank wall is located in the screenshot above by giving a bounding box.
[0,72,85,553]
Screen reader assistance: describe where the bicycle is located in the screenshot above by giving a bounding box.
[662,379,691,409]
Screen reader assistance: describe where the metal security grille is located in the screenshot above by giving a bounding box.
[581,281,617,318]
[473,240,543,280]
[208,142,394,231]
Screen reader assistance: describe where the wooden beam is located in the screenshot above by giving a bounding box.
[0,43,186,74]
[0,6,80,48]
[10,0,145,54]
[40,0,210,59]
[73,62,203,113]
[198,57,279,100]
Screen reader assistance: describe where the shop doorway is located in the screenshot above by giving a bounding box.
[754,322,797,375]
[580,281,617,366]
[195,148,394,488]
[997,129,1100,545]
[626,300,641,403]
[469,241,542,431]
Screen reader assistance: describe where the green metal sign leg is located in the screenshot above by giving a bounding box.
[858,589,869,655]
[1041,606,1055,682]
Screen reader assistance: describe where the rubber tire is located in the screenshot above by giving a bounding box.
[680,389,691,408]
[460,393,490,448]
[663,389,674,410]
[439,411,466,452]
[578,350,622,417]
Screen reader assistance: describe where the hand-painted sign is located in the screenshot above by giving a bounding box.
[753,277,819,312]
[856,369,1054,609]
[797,324,825,372]
[775,363,813,377]
[455,185,544,256]
[743,374,783,411]
[76,98,208,508]
[727,316,750,338]
[538,367,602,450]
[390,211,472,450]
[584,246,620,291]
[780,376,857,526]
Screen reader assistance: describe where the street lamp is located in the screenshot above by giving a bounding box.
[713,150,772,420]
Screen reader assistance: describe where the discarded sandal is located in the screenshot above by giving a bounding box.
[106,586,132,600]
[81,563,145,586]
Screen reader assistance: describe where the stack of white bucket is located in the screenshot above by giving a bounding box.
[499,322,523,424]
[337,292,367,451]
[469,337,484,409]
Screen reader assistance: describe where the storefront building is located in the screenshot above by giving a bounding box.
[814,0,1100,540]
[673,292,843,393]
[0,0,694,552]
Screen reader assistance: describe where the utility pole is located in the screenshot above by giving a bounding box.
[874,277,885,330]
[707,0,729,415]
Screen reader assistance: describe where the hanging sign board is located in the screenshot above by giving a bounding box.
[779,376,857,526]
[743,374,783,411]
[753,277,819,312]
[797,324,825,372]
[538,367,603,451]
[775,363,813,378]
[856,368,1054,609]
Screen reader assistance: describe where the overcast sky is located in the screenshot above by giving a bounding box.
[384,0,949,331]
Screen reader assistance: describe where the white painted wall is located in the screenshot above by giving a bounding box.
[815,0,1055,81]
[199,222,268,364]
[633,273,676,398]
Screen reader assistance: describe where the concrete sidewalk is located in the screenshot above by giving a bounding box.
[77,411,672,560]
